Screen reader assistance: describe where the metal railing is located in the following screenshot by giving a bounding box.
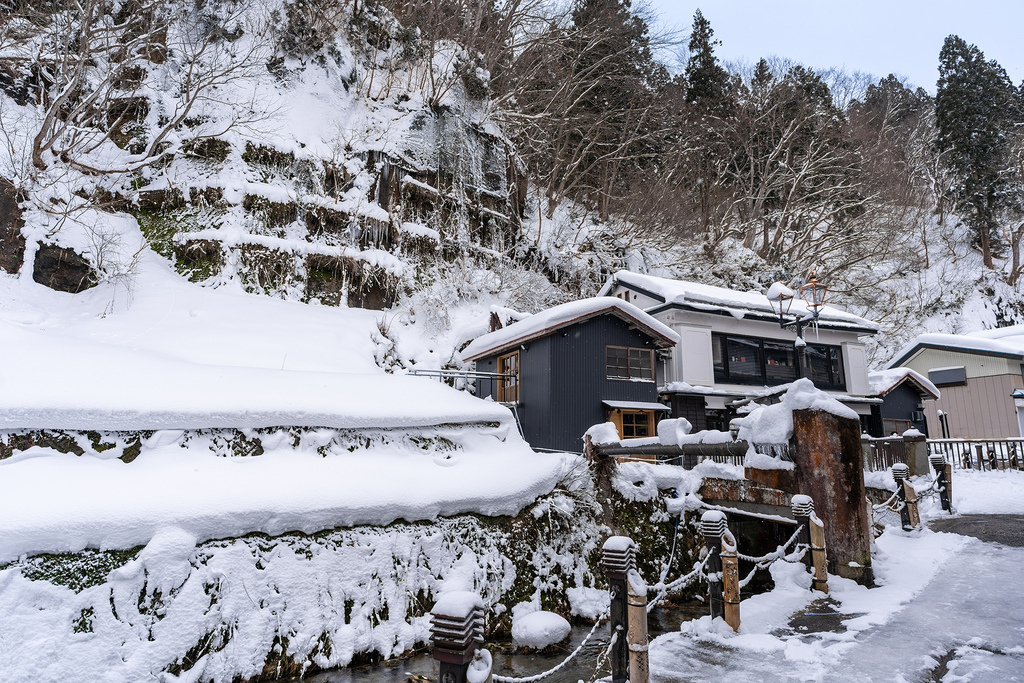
[927,438,1024,471]
[862,437,907,472]
[407,368,510,398]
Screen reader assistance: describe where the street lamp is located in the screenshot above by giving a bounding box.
[766,275,828,341]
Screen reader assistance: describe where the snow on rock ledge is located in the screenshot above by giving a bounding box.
[512,611,571,649]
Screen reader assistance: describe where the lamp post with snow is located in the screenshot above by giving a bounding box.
[766,276,828,343]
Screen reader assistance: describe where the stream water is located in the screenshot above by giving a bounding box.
[299,602,707,683]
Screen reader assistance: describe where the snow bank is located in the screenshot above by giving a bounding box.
[737,379,858,445]
[511,611,570,648]
[0,428,564,563]
[0,320,513,431]
[949,469,1024,514]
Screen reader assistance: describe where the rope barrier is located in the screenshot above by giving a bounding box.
[646,555,710,612]
[736,525,804,564]
[491,612,609,683]
[587,626,620,683]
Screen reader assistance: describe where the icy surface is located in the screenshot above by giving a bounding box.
[511,611,571,649]
[461,297,679,361]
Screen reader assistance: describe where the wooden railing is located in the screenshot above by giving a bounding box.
[862,437,907,472]
[927,438,1024,471]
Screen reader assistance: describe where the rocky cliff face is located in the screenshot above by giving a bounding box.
[1,0,532,309]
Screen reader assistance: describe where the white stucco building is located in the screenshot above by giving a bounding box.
[598,271,880,431]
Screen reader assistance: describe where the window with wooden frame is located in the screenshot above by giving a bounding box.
[617,409,654,438]
[606,346,654,381]
[497,350,520,403]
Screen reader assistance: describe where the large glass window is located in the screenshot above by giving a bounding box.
[726,337,762,378]
[802,344,831,386]
[764,341,798,383]
[606,346,654,381]
[712,333,846,390]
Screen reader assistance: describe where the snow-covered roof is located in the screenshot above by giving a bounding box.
[598,271,880,333]
[887,330,1024,368]
[868,367,940,400]
[601,400,671,412]
[461,297,680,362]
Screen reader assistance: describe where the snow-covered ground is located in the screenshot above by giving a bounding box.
[650,469,1024,682]
[0,252,566,562]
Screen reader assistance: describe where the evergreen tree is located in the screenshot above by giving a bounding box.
[935,35,1016,268]
[684,9,729,104]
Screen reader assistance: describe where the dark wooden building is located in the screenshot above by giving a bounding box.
[462,298,679,452]
[866,368,940,437]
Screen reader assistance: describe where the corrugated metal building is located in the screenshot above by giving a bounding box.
[462,299,678,453]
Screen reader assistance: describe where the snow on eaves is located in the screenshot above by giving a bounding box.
[0,321,512,431]
[886,331,1024,368]
[868,367,940,400]
[599,271,880,333]
[460,297,680,362]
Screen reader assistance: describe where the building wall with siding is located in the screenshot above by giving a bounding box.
[922,373,1024,438]
[879,383,931,436]
[903,348,1022,379]
[477,315,662,452]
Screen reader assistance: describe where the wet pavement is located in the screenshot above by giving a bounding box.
[928,514,1024,546]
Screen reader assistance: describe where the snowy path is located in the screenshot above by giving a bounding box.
[650,532,1024,682]
[828,537,1024,682]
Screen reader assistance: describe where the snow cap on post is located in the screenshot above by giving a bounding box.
[891,463,910,482]
[430,591,484,657]
[791,494,814,517]
[601,535,635,579]
[699,510,728,538]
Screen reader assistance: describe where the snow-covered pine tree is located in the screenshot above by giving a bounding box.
[935,35,1018,270]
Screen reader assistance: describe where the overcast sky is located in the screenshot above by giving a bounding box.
[646,0,1024,93]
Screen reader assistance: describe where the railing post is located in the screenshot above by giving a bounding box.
[902,430,928,476]
[809,512,829,594]
[891,463,915,531]
[625,569,650,683]
[700,510,727,621]
[793,495,828,593]
[791,494,814,572]
[601,536,634,683]
[431,592,485,683]
[720,529,741,632]
[930,454,952,512]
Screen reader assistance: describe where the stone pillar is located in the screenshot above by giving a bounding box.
[902,431,928,476]
[791,409,873,585]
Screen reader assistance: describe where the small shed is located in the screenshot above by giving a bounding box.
[867,367,940,437]
[462,298,679,452]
